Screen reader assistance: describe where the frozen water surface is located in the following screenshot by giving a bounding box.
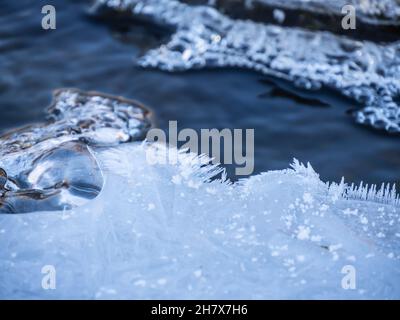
[1,1,400,299]
[0,142,399,299]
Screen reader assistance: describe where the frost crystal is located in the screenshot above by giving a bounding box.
[256,0,400,25]
[94,0,400,132]
[1,143,399,299]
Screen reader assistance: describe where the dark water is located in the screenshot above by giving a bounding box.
[1,0,400,184]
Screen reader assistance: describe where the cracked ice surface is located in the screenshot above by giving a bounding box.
[0,143,399,299]
[94,0,400,132]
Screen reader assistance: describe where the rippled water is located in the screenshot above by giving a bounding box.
[1,0,400,184]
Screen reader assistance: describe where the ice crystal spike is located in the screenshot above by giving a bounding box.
[1,143,399,299]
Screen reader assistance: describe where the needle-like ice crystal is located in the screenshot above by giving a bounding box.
[0,88,398,297]
[0,143,399,298]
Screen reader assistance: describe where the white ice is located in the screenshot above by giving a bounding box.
[1,142,399,299]
[95,0,400,132]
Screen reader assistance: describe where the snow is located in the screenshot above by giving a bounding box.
[1,142,399,299]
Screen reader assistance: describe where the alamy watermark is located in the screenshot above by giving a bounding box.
[41,5,56,30]
[341,265,356,290]
[40,4,356,31]
[341,5,356,30]
[145,121,255,176]
[41,264,56,290]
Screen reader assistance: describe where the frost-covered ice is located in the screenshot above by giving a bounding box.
[94,0,400,132]
[1,0,400,300]
[254,0,400,25]
[1,142,399,299]
[0,89,151,213]
[0,89,150,175]
[186,0,400,26]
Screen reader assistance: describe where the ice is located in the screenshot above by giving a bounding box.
[255,0,400,25]
[0,88,151,177]
[0,89,151,213]
[1,142,399,299]
[93,0,400,133]
[184,0,400,26]
[1,0,399,300]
